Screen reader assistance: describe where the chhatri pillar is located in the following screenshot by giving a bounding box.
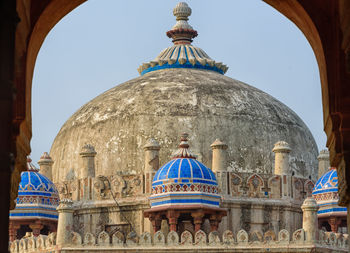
[144,132,227,234]
[29,221,44,237]
[8,223,20,241]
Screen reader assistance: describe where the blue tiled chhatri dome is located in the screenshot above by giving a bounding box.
[9,158,59,221]
[137,2,228,76]
[150,133,220,209]
[312,168,347,218]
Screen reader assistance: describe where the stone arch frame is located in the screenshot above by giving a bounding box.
[10,0,332,207]
[267,175,281,199]
[293,177,304,201]
[3,0,350,251]
[229,173,243,196]
[247,174,264,198]
[304,179,315,197]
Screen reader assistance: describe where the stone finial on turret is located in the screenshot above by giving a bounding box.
[172,133,197,159]
[38,152,54,180]
[79,144,96,178]
[317,149,330,179]
[211,139,228,195]
[301,197,318,242]
[272,141,291,175]
[56,199,74,246]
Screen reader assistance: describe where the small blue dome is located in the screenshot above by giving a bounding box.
[312,168,347,217]
[10,160,59,221]
[152,158,217,188]
[149,133,220,210]
[313,168,338,195]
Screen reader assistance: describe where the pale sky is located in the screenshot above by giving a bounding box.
[31,0,325,166]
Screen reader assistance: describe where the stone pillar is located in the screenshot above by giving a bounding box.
[317,149,330,179]
[29,221,43,237]
[191,212,204,232]
[211,139,228,195]
[209,214,221,232]
[8,222,20,241]
[37,152,54,180]
[79,144,97,179]
[272,141,291,175]
[301,197,318,242]
[149,213,162,233]
[273,141,291,198]
[144,139,160,194]
[56,199,74,246]
[167,210,180,232]
[328,216,341,233]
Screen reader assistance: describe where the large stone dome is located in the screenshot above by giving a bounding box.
[51,67,318,182]
[50,2,318,183]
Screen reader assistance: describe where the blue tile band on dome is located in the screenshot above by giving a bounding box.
[9,212,58,219]
[312,188,338,195]
[317,207,348,214]
[151,199,220,207]
[149,193,221,200]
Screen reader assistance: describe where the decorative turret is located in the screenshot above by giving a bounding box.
[138,2,228,75]
[144,138,160,194]
[301,197,318,242]
[79,144,96,179]
[317,149,330,179]
[211,139,228,195]
[56,199,74,246]
[38,152,54,180]
[273,141,292,198]
[272,141,291,175]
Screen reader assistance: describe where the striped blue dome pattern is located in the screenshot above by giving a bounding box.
[152,158,217,187]
[312,169,338,195]
[18,171,58,195]
[312,168,347,217]
[10,171,59,220]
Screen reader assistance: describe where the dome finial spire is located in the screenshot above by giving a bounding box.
[166,2,198,44]
[172,132,197,159]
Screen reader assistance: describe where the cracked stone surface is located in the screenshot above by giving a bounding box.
[50,68,318,183]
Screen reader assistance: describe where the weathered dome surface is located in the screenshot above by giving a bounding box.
[50,68,318,182]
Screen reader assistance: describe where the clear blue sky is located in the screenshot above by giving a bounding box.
[31,0,325,165]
